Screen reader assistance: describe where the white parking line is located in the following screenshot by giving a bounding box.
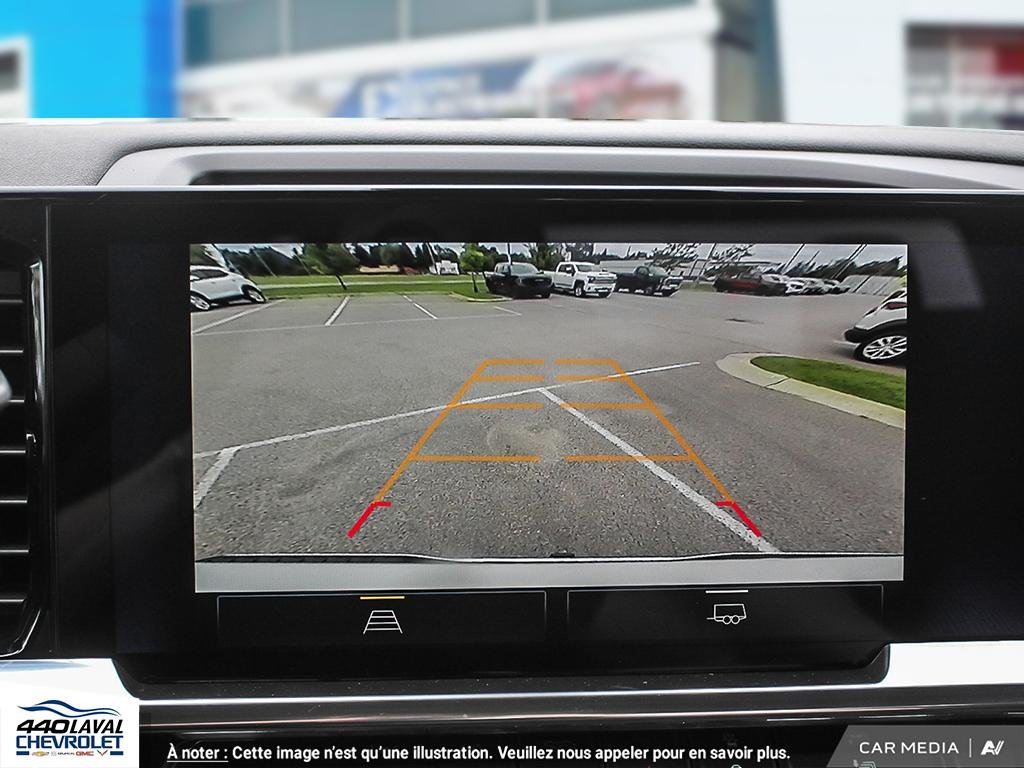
[193,361,700,458]
[324,296,350,326]
[403,294,438,319]
[539,387,779,554]
[491,304,522,316]
[194,447,238,507]
[192,302,276,334]
[194,313,511,337]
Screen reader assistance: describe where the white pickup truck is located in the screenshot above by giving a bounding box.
[550,261,618,298]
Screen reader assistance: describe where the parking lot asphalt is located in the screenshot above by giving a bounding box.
[191,290,904,560]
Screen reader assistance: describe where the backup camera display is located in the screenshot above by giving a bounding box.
[191,241,906,591]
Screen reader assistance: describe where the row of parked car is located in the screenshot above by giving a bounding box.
[484,262,683,298]
[713,268,851,296]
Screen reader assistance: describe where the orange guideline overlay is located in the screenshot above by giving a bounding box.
[347,358,761,539]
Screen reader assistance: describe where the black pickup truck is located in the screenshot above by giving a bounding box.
[614,266,683,296]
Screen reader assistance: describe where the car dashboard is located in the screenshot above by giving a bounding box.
[0,119,1022,767]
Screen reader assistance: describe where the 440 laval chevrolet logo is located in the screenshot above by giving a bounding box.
[14,700,125,757]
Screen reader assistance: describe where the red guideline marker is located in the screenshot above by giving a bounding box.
[348,501,391,538]
[715,500,762,538]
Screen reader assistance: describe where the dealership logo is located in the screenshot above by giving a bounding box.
[13,699,125,758]
[981,739,1005,756]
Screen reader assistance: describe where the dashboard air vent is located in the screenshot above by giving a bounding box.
[0,261,38,654]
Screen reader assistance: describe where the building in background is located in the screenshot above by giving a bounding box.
[776,0,1024,129]
[178,0,782,120]
[0,0,175,119]
[5,0,1024,128]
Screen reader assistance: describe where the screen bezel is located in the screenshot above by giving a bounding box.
[35,186,1024,678]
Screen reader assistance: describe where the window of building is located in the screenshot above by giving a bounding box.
[0,51,18,92]
[291,0,399,53]
[185,0,280,67]
[409,0,535,38]
[0,41,27,119]
[908,26,1024,129]
[548,0,690,22]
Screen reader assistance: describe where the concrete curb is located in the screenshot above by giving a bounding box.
[448,292,512,303]
[716,353,905,430]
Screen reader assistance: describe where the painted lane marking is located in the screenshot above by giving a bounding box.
[403,294,438,319]
[539,387,779,554]
[194,313,508,337]
[716,500,762,537]
[192,301,276,333]
[193,361,701,459]
[193,447,239,507]
[491,305,522,316]
[324,296,351,326]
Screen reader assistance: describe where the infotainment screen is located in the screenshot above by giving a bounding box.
[190,241,906,592]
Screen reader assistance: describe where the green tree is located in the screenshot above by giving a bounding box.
[321,243,359,274]
[190,244,218,266]
[374,243,415,269]
[528,242,563,271]
[567,242,595,262]
[413,243,435,271]
[459,243,495,294]
[300,243,359,275]
[459,243,493,274]
[651,242,701,269]
[479,244,503,266]
[353,243,378,268]
[219,247,261,276]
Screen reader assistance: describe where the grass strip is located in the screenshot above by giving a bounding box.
[260,282,493,299]
[751,356,905,410]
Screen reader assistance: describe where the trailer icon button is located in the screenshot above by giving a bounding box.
[707,603,747,625]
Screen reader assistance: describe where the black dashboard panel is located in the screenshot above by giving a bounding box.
[0,123,1023,753]
[0,187,1002,682]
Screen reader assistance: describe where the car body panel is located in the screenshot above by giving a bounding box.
[715,267,788,295]
[484,262,553,297]
[615,266,682,295]
[190,266,261,304]
[551,261,617,296]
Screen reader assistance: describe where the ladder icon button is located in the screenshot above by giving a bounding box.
[363,609,402,634]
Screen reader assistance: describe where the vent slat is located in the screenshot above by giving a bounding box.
[0,264,34,652]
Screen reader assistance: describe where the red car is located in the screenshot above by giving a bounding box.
[713,267,789,296]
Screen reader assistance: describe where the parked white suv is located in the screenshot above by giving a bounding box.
[844,288,907,363]
[550,261,618,298]
[190,266,266,311]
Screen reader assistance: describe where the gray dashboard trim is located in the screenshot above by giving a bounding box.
[126,642,1024,729]
[5,644,1015,730]
[196,556,902,593]
[96,145,1024,189]
[2,120,1024,187]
